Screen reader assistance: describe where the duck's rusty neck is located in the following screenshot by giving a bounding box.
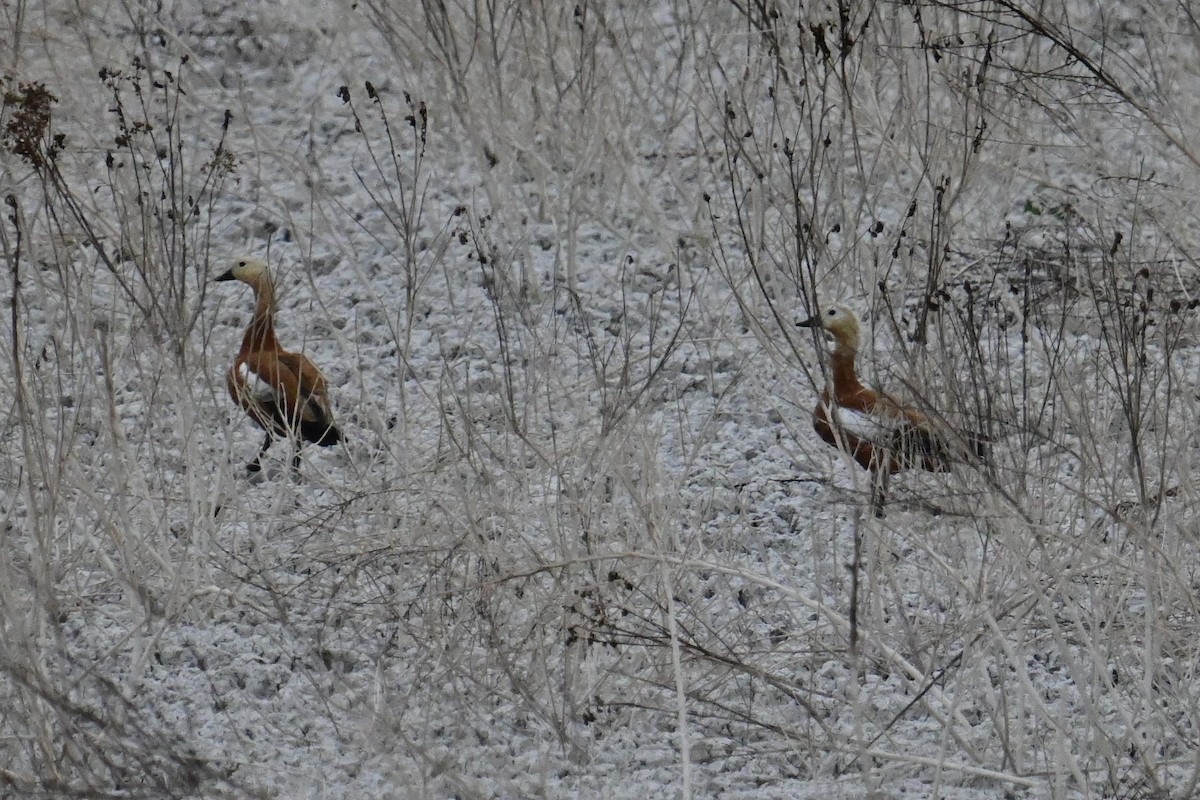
[829,338,869,403]
[239,274,280,354]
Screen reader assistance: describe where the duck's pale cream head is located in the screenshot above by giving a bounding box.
[214,257,270,285]
[796,304,861,350]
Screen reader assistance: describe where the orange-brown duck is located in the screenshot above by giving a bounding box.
[798,305,982,515]
[215,258,341,473]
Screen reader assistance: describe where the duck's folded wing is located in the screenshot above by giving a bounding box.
[233,362,285,406]
[274,354,332,416]
[831,406,950,469]
[830,406,907,445]
[234,354,304,420]
[885,395,989,463]
[277,352,341,445]
[228,360,294,434]
[229,354,341,447]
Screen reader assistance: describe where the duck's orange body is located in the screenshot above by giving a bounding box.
[799,305,972,514]
[216,258,341,472]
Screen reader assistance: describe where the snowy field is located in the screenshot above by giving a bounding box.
[2,1,1200,798]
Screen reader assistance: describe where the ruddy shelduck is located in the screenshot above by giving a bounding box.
[797,304,984,515]
[214,258,341,473]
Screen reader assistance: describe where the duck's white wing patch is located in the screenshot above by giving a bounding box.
[830,406,905,444]
[237,363,282,406]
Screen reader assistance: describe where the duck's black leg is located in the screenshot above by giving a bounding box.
[247,432,272,473]
[870,469,889,518]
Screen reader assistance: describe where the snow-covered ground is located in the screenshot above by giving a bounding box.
[2,2,1200,798]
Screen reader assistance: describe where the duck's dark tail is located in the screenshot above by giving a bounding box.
[302,418,343,447]
[894,424,990,470]
[889,423,954,473]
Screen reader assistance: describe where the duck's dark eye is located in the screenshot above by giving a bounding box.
[827,308,836,316]
[238,260,247,267]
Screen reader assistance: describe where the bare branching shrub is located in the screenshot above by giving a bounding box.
[2,59,233,357]
[0,54,245,795]
[98,59,234,355]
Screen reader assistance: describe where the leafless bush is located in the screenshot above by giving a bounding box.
[2,62,232,357]
[0,51,245,795]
